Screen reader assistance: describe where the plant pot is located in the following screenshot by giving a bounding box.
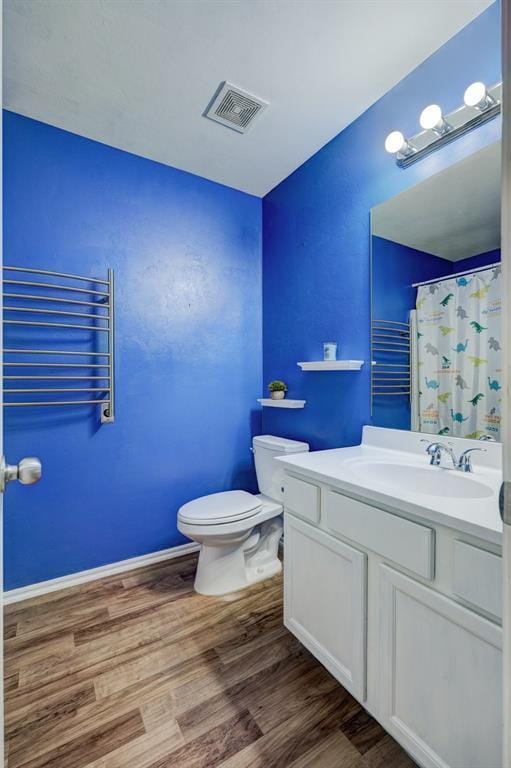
[270,391,286,400]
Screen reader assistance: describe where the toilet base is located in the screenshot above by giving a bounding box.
[194,517,283,596]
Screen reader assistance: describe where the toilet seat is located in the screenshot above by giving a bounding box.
[178,490,262,526]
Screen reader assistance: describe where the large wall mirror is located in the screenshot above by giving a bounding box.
[371,141,501,441]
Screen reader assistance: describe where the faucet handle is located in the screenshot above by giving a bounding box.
[420,439,444,466]
[420,438,439,453]
[457,447,486,473]
[420,439,456,467]
[420,438,453,447]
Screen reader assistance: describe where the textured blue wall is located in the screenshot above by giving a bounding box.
[372,237,450,324]
[3,3,501,588]
[371,237,450,431]
[4,112,262,589]
[455,247,501,272]
[262,2,501,450]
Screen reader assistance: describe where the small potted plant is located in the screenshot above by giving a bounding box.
[268,380,288,401]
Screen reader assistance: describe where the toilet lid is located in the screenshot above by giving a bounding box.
[178,490,262,526]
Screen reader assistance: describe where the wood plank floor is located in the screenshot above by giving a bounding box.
[4,553,417,768]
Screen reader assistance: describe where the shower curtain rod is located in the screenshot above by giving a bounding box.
[412,261,500,288]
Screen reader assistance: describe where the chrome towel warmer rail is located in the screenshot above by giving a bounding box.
[371,319,411,401]
[2,266,115,423]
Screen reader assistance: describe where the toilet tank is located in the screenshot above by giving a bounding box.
[252,435,309,502]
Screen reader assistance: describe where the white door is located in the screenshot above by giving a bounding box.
[503,1,511,765]
[378,564,502,768]
[283,514,366,700]
[1,48,3,759]
[0,61,42,762]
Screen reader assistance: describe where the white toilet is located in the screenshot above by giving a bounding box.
[177,434,309,596]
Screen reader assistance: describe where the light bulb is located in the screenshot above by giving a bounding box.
[384,131,406,154]
[419,104,451,136]
[463,81,495,111]
[464,81,485,106]
[420,104,442,130]
[384,131,416,158]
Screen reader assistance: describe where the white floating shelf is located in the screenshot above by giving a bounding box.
[257,398,306,409]
[297,360,364,371]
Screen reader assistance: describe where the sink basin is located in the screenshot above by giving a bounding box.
[348,460,493,499]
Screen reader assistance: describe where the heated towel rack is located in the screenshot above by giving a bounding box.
[2,266,115,423]
[371,319,411,400]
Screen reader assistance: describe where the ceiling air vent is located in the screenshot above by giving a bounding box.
[204,81,268,133]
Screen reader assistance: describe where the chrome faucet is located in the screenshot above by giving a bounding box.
[422,440,486,473]
[457,448,486,473]
[423,441,457,469]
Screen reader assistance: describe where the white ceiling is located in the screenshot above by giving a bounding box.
[372,141,501,261]
[4,0,493,197]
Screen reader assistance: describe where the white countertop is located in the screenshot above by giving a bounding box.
[276,426,503,545]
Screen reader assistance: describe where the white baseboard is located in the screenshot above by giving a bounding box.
[3,542,200,605]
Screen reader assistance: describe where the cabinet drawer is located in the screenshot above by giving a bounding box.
[453,540,502,620]
[284,475,320,524]
[324,489,434,579]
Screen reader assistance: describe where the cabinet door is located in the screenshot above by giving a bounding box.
[284,514,366,700]
[378,564,502,768]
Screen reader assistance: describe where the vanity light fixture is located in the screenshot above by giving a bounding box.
[385,80,501,168]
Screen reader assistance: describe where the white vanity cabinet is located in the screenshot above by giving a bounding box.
[284,514,366,700]
[282,471,503,768]
[378,564,502,768]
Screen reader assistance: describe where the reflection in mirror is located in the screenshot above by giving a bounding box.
[371,141,501,441]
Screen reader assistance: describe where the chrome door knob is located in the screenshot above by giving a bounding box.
[0,456,42,492]
[18,457,42,485]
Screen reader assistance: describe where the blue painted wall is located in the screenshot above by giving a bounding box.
[4,112,262,589]
[371,237,450,324]
[262,2,501,450]
[371,236,450,431]
[3,2,501,588]
[455,247,501,272]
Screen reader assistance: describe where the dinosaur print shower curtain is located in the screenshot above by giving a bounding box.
[416,264,502,440]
